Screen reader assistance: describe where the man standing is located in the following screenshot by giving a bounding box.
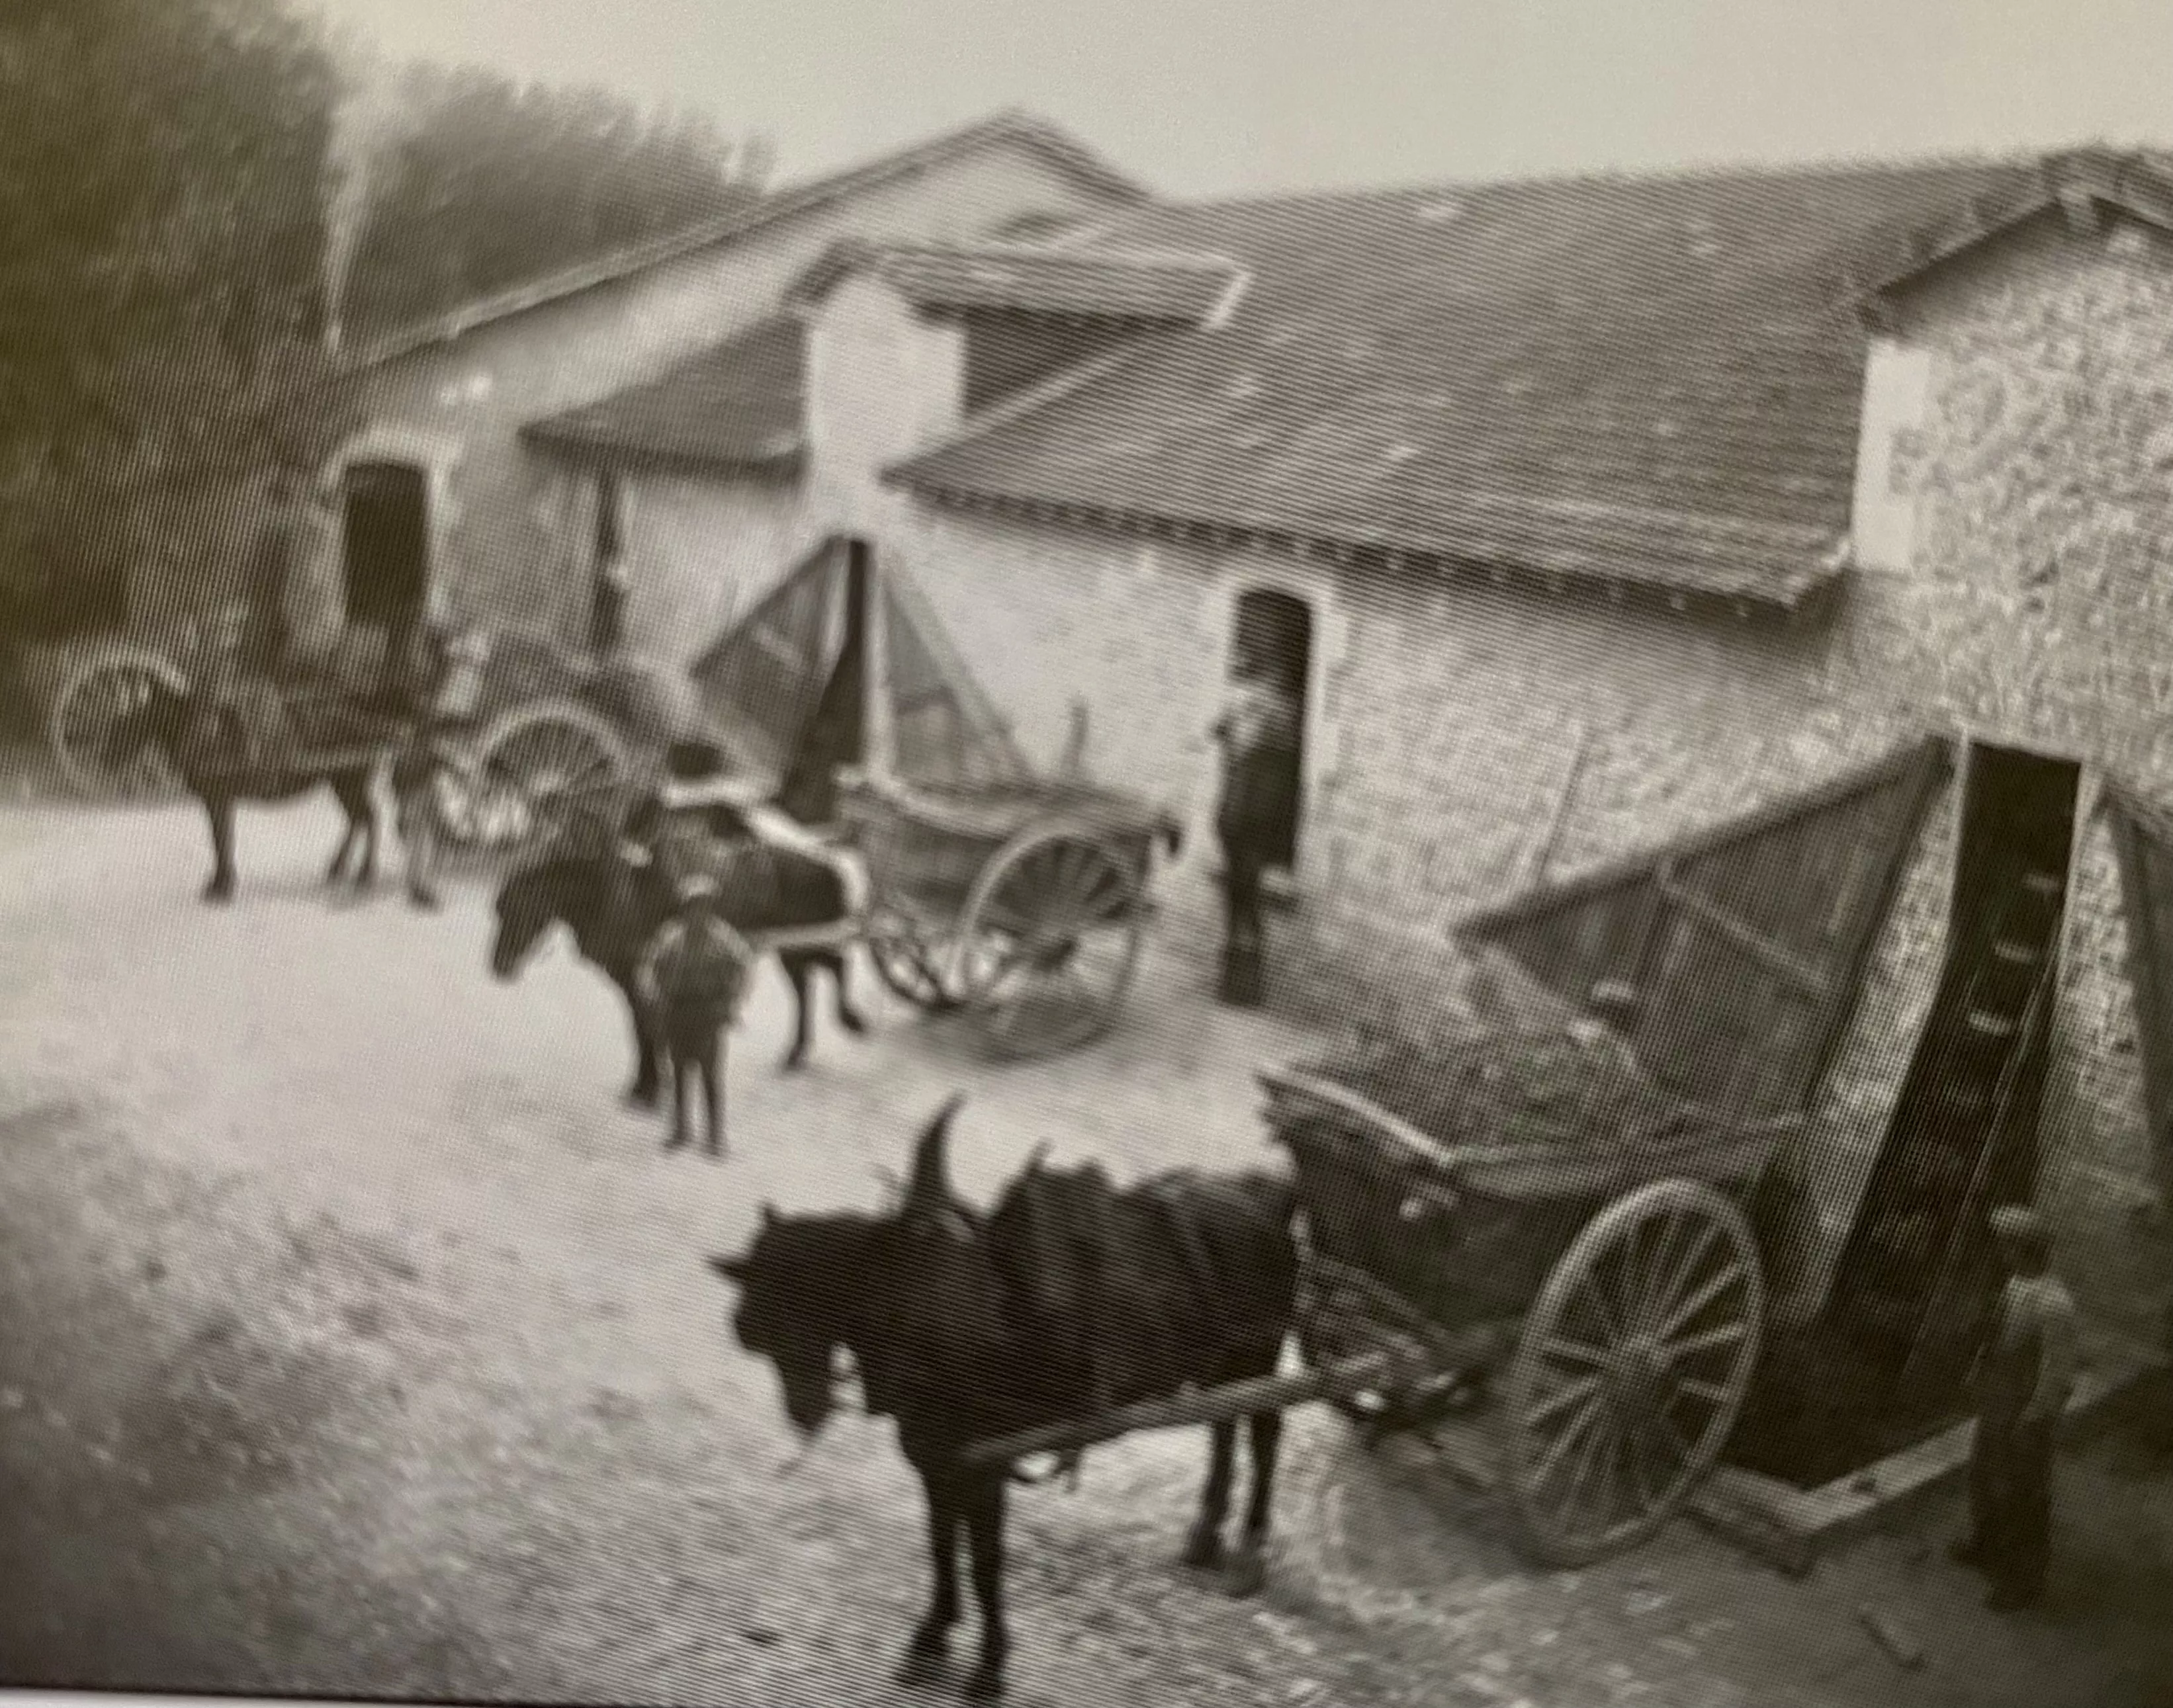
[1210,667,1300,1007]
[1951,1203,2080,1611]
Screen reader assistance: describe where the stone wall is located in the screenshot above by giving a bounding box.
[875,213,2173,1336]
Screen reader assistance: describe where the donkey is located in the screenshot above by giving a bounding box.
[103,677,380,904]
[709,1097,1298,1699]
[489,832,867,1100]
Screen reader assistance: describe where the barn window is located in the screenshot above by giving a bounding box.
[590,471,627,654]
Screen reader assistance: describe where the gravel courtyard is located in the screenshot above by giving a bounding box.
[1,793,2164,1708]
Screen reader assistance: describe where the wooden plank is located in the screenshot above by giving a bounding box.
[1460,734,1951,935]
[1656,868,1834,999]
[2106,782,2173,1203]
[957,1353,1399,1467]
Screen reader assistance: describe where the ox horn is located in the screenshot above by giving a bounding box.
[905,1093,966,1217]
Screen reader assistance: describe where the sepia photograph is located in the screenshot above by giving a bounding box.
[2,2,2170,1705]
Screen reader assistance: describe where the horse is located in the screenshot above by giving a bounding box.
[488,829,868,1098]
[101,677,383,904]
[709,1097,1298,1699]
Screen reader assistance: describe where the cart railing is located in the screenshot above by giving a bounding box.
[1257,1064,1807,1203]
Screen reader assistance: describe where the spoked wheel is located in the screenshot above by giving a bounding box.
[443,702,629,856]
[47,645,189,798]
[955,823,1145,1060]
[865,906,964,1012]
[1500,1179,1765,1568]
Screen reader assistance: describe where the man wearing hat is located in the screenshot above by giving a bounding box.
[635,869,757,1157]
[1951,1203,2080,1611]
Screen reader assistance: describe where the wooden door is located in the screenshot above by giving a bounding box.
[1461,736,1951,1117]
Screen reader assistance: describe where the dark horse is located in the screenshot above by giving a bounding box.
[103,677,381,904]
[709,1097,1298,1699]
[488,828,867,1096]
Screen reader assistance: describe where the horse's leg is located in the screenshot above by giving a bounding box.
[202,794,237,903]
[899,1469,962,1686]
[354,771,380,889]
[961,1472,1011,1700]
[329,772,374,890]
[326,791,357,884]
[1226,1409,1283,1596]
[781,953,814,1072]
[699,1033,724,1160]
[621,982,661,1108]
[665,1050,691,1152]
[823,949,867,1036]
[403,787,441,910]
[1182,1420,1237,1569]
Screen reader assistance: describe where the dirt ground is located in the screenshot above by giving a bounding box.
[1,793,2167,1708]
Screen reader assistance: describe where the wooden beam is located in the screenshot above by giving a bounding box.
[958,1353,1400,1466]
[1656,869,1834,999]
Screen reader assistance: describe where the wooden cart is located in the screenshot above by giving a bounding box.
[42,624,631,856]
[835,766,1178,1060]
[963,1027,1801,1568]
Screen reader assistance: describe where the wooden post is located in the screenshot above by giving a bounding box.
[957,1353,1396,1468]
[862,539,896,782]
[1521,722,1589,892]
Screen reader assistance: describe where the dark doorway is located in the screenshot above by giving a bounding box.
[1229,588,1311,871]
[341,461,429,629]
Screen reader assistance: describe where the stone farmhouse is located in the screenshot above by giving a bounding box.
[310,112,1147,672]
[523,140,2173,1395]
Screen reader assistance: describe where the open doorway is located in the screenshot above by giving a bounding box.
[1227,587,1311,873]
[341,460,429,634]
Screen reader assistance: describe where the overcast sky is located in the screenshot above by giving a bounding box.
[307,0,2173,199]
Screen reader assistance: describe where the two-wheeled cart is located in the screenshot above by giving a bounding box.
[963,1026,1802,1567]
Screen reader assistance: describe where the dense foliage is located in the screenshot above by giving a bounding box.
[0,0,340,634]
[336,60,769,349]
[0,1,768,640]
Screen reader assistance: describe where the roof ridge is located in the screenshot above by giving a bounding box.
[877,239,1241,271]
[346,109,1149,369]
[1133,141,2136,223]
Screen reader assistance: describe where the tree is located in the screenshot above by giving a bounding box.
[336,62,771,349]
[0,0,345,636]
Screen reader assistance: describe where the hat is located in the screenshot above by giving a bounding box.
[1989,1203,2051,1246]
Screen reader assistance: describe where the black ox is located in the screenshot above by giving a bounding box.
[709,1097,1299,1699]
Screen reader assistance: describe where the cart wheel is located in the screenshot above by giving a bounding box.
[447,702,629,855]
[47,644,189,798]
[955,822,1145,1060]
[1501,1178,1765,1568]
[866,906,964,1012]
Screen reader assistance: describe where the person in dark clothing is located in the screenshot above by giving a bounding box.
[1950,1203,2080,1611]
[1210,671,1300,1007]
[390,624,488,910]
[635,873,756,1158]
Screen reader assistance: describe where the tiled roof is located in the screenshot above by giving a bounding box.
[519,318,803,474]
[790,241,1245,323]
[347,110,1149,368]
[887,150,2161,610]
